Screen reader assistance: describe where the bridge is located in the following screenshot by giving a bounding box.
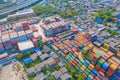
[0,0,42,17]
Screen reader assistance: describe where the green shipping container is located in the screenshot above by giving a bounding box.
[97,59,103,67]
[84,70,90,75]
[78,60,83,66]
[85,55,92,61]
[70,57,74,61]
[71,56,75,59]
[85,68,91,74]
[82,48,87,54]
[75,66,79,70]
[66,55,71,60]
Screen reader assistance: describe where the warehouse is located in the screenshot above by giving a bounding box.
[7,9,35,21]
[18,40,34,53]
[34,73,46,80]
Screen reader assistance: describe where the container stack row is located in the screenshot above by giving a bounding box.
[2,34,13,50]
[0,39,5,54]
[41,19,71,37]
[0,19,40,54]
[54,32,120,80]
[53,29,78,41]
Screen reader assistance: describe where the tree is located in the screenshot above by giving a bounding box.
[118,24,120,29]
[54,64,60,70]
[49,77,55,80]
[70,77,75,80]
[78,74,85,80]
[70,70,77,77]
[41,66,47,74]
[0,65,2,73]
[16,53,24,61]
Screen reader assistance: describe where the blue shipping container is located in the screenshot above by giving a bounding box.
[102,62,110,71]
[24,58,32,64]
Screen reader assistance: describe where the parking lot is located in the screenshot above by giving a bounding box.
[0,62,25,80]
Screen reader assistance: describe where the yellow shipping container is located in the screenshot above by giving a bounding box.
[100,47,108,52]
[93,42,101,47]
[103,43,110,49]
[81,65,86,70]
[81,67,85,71]
[88,74,94,79]
[89,64,94,69]
[75,52,79,56]
[88,44,94,49]
[110,64,118,70]
[108,59,113,64]
[116,53,120,58]
[108,59,118,66]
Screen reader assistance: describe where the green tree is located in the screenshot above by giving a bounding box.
[16,53,24,61]
[78,74,85,80]
[70,77,75,80]
[118,24,120,29]
[49,77,55,80]
[70,70,77,77]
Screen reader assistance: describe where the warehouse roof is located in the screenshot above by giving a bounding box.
[60,73,72,80]
[44,57,55,65]
[26,67,36,74]
[34,73,46,80]
[43,45,50,53]
[30,53,38,61]
[60,67,68,74]
[51,52,58,58]
[58,62,64,67]
[34,64,41,72]
[18,40,34,51]
[40,53,48,60]
[52,71,62,79]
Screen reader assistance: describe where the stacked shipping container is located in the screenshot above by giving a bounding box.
[10,32,19,46]
[54,32,120,80]
[2,34,13,50]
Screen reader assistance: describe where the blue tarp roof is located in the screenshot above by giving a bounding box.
[116,14,120,19]
[117,19,120,24]
[96,39,104,44]
[118,30,120,34]
[96,17,103,24]
[34,48,41,53]
[24,58,32,64]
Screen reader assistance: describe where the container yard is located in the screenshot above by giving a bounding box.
[0,15,120,80]
[0,17,46,57]
[54,31,120,80]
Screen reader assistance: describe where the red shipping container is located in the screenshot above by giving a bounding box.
[99,71,105,77]
[22,22,29,28]
[93,56,98,63]
[0,46,4,49]
[83,73,87,77]
[12,40,19,46]
[73,60,78,65]
[71,62,76,67]
[106,67,115,77]
[100,68,105,73]
[94,76,100,80]
[33,39,38,47]
[73,29,78,33]
[95,65,100,71]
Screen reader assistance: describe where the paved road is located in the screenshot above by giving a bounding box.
[0,63,21,80]
[0,0,42,16]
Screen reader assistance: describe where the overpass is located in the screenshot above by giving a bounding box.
[0,0,42,18]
